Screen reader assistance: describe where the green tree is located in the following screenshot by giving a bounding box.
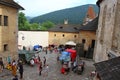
[41,21,55,30]
[18,12,55,31]
[40,26,47,30]
[18,12,32,30]
[29,23,39,30]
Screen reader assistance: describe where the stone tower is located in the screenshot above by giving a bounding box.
[94,0,120,62]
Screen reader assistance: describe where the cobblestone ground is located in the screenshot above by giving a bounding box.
[0,51,95,80]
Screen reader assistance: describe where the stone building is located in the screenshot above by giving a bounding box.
[48,20,80,46]
[79,17,98,58]
[48,6,99,59]
[78,6,98,59]
[94,0,120,62]
[0,0,24,63]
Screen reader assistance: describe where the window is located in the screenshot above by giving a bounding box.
[82,39,86,44]
[0,15,2,26]
[54,34,56,37]
[74,35,77,38]
[22,36,25,40]
[62,34,65,37]
[74,27,78,30]
[4,44,8,51]
[4,16,8,26]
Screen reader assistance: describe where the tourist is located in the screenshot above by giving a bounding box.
[61,65,65,74]
[68,60,72,72]
[43,56,46,67]
[12,75,18,80]
[72,60,77,71]
[57,56,59,62]
[38,56,41,62]
[18,60,24,79]
[61,64,68,74]
[43,64,49,80]
[0,57,4,72]
[30,58,35,66]
[38,61,42,76]
[12,60,17,76]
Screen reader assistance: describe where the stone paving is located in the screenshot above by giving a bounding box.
[0,51,95,80]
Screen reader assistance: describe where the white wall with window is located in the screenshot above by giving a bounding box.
[18,31,49,50]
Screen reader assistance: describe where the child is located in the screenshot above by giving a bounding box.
[12,75,18,80]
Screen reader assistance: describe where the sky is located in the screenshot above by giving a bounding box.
[15,0,97,17]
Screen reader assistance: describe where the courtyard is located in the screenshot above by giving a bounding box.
[0,51,95,80]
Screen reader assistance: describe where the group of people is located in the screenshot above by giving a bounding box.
[11,59,24,80]
[61,60,76,74]
[37,56,47,76]
[32,55,49,77]
[0,57,24,80]
[60,59,85,75]
[37,56,50,80]
[1,54,49,80]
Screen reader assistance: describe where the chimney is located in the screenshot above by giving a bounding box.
[64,19,68,24]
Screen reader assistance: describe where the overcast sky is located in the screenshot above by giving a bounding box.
[15,0,97,17]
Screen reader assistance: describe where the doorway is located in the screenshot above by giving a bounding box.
[91,40,95,48]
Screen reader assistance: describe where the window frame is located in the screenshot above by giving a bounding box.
[54,34,56,37]
[62,34,65,37]
[74,35,77,38]
[4,15,8,26]
[4,44,8,51]
[82,39,86,44]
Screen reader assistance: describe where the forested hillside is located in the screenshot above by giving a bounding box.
[30,4,99,24]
